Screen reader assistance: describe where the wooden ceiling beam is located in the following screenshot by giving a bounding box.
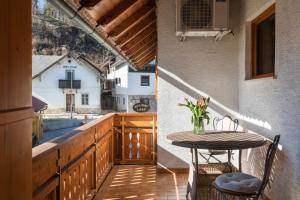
[125,36,156,56]
[133,47,156,62]
[123,37,157,58]
[128,43,156,59]
[107,1,155,37]
[120,28,156,50]
[117,21,156,48]
[133,49,155,63]
[136,53,155,68]
[96,0,138,27]
[79,0,103,8]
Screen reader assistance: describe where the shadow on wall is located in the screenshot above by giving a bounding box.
[157,146,189,168]
[158,67,273,131]
[242,140,287,199]
[157,66,291,198]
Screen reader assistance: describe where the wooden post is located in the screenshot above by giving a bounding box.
[121,116,125,164]
[152,115,157,164]
[0,0,32,199]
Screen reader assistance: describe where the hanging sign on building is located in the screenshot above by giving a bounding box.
[133,103,150,112]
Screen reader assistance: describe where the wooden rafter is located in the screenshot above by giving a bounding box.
[107,1,155,37]
[136,54,155,68]
[133,48,156,62]
[121,28,156,50]
[125,36,157,56]
[133,49,155,63]
[79,0,103,8]
[118,22,156,48]
[97,0,138,27]
[123,32,156,55]
[128,43,156,59]
[65,0,157,70]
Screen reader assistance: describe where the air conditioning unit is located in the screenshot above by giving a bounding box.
[176,0,230,38]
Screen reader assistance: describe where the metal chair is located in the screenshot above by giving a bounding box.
[199,115,240,170]
[213,135,280,200]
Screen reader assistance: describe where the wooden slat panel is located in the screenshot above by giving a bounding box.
[61,148,95,200]
[107,1,155,37]
[133,48,156,63]
[115,12,156,45]
[95,132,113,189]
[128,43,156,59]
[125,38,157,57]
[135,52,156,67]
[97,0,138,26]
[33,177,59,200]
[124,33,157,55]
[114,113,157,165]
[121,28,156,50]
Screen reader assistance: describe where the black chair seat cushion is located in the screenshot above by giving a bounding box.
[215,172,262,194]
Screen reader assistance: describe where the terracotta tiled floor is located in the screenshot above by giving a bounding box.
[94,165,190,200]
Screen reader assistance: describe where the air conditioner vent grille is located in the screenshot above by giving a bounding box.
[181,0,213,30]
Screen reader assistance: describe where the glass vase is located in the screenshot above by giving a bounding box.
[193,120,205,135]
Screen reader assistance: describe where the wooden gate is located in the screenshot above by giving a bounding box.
[113,113,157,164]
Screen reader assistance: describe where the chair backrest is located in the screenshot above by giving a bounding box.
[258,135,280,196]
[213,115,239,132]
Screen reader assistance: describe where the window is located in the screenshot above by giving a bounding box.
[66,70,75,80]
[251,4,275,79]
[140,98,149,105]
[141,76,150,86]
[123,97,125,105]
[115,78,121,85]
[81,94,89,105]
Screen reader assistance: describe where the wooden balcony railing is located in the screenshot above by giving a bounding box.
[32,112,157,200]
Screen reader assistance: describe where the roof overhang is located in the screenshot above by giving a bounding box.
[52,0,157,70]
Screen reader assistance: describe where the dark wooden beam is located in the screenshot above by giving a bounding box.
[125,36,157,56]
[97,0,138,26]
[114,12,156,45]
[117,21,156,48]
[79,0,102,8]
[108,1,155,37]
[120,28,156,50]
[128,43,156,59]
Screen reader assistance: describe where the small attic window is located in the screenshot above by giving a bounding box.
[68,59,72,63]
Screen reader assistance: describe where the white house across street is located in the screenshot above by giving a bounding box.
[32,54,103,114]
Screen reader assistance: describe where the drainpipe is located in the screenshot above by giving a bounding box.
[50,0,138,71]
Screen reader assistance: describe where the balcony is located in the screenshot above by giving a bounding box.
[32,113,157,200]
[32,113,274,200]
[58,80,81,89]
[2,0,299,199]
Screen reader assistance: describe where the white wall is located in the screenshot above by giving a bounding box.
[157,0,240,168]
[107,64,156,112]
[237,0,300,199]
[127,72,155,95]
[32,56,101,113]
[157,0,300,199]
